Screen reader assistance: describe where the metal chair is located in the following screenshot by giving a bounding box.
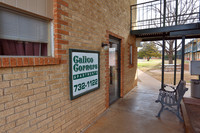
[155,80,188,122]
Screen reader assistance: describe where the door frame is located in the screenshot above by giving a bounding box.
[109,35,121,105]
[105,31,125,108]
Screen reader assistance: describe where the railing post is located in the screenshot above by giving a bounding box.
[160,0,162,27]
[175,0,178,25]
[163,0,166,27]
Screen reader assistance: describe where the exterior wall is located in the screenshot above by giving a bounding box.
[130,0,137,29]
[124,36,137,94]
[131,0,137,5]
[0,0,137,133]
[0,0,53,19]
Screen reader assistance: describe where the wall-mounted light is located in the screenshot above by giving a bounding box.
[102,43,109,50]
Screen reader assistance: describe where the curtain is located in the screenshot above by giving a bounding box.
[16,41,25,56]
[33,43,40,56]
[41,43,47,56]
[0,39,47,56]
[25,42,34,56]
[0,39,11,55]
[0,43,2,55]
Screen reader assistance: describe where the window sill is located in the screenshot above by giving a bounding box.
[0,57,60,68]
[128,64,134,68]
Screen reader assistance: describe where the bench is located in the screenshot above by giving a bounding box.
[161,64,181,72]
[155,80,188,122]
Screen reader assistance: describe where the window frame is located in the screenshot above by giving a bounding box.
[129,43,134,67]
[0,5,59,68]
[0,6,54,57]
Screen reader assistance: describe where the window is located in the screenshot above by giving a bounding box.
[129,44,134,66]
[0,7,51,56]
[130,45,133,65]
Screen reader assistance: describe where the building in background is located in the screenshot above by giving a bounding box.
[178,39,200,61]
[185,39,200,61]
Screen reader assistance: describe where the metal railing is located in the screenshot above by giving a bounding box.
[131,0,200,30]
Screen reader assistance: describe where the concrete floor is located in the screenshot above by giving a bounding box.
[84,69,184,133]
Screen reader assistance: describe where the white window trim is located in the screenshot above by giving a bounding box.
[50,21,54,57]
[130,45,133,65]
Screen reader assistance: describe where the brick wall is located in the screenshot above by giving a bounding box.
[124,35,137,94]
[0,0,137,132]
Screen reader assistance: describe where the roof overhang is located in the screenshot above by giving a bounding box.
[131,22,200,41]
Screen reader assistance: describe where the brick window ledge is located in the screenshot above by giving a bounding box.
[128,64,134,68]
[0,57,60,68]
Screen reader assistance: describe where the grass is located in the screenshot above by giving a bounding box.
[138,59,162,73]
[138,59,161,70]
[138,59,198,84]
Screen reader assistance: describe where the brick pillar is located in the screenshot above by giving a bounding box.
[53,0,69,64]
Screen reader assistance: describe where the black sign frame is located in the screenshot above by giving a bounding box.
[69,49,100,100]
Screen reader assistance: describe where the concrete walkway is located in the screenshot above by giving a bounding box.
[84,69,184,133]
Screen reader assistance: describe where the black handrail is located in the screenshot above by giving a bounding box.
[131,0,200,31]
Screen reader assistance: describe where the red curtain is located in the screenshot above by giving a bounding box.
[9,40,17,55]
[0,39,47,56]
[33,43,40,56]
[0,39,12,55]
[41,43,47,56]
[16,41,25,56]
[25,42,34,56]
[0,43,2,55]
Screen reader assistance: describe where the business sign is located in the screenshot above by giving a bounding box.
[69,49,100,100]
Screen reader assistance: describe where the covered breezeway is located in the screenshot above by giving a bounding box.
[84,70,184,133]
[85,0,200,132]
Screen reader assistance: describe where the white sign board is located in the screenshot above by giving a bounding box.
[69,49,100,100]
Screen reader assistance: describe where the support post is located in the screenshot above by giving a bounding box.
[174,40,177,85]
[181,36,185,80]
[174,0,178,85]
[161,37,165,89]
[160,0,162,27]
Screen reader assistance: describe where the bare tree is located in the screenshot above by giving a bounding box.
[151,0,199,64]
